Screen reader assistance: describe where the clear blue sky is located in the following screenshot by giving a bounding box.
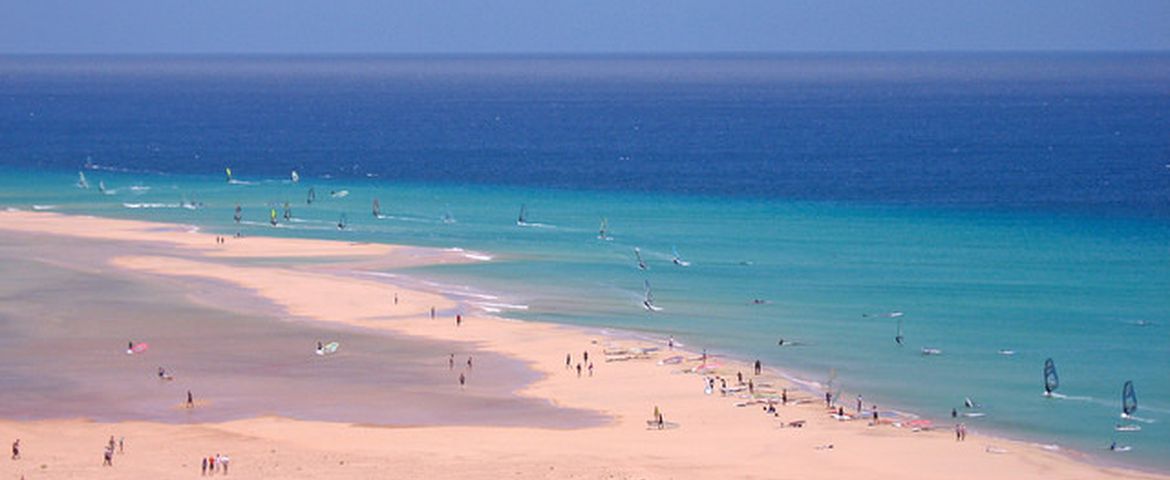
[2,0,1168,54]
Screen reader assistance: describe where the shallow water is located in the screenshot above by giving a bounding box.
[0,232,602,427]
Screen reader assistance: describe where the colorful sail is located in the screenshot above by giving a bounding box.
[269,208,278,226]
[225,167,233,183]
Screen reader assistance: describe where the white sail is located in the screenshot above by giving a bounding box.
[635,247,647,270]
[291,170,300,183]
[76,171,89,189]
[671,246,691,267]
[643,280,662,312]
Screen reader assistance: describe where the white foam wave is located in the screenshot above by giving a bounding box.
[31,205,57,211]
[122,202,180,209]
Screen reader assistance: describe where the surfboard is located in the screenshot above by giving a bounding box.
[126,343,149,355]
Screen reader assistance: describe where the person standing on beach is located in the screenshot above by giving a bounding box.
[394,293,398,305]
[576,363,582,377]
[220,454,230,475]
[10,439,19,460]
[856,395,863,414]
[456,314,462,327]
[459,372,466,389]
[449,354,455,370]
[202,456,208,475]
[748,379,754,394]
[566,353,572,370]
[955,423,962,441]
[466,356,473,369]
[701,349,707,365]
[187,390,194,408]
[583,350,589,363]
[825,391,832,408]
[754,360,762,375]
[872,405,879,423]
[118,436,124,454]
[737,371,743,384]
[430,307,435,319]
[782,388,788,405]
[588,362,594,377]
[103,445,113,466]
[668,336,674,350]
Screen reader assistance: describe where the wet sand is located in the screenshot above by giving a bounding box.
[0,210,1165,479]
[0,231,600,427]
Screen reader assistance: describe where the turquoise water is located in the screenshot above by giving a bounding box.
[2,166,1167,469]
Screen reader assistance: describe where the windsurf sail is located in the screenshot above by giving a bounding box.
[635,247,647,270]
[642,280,659,311]
[291,170,300,183]
[307,187,316,205]
[671,246,691,267]
[599,217,609,239]
[282,202,292,221]
[98,180,107,193]
[517,204,528,225]
[269,208,278,226]
[895,318,904,345]
[225,167,233,183]
[1043,358,1059,395]
[372,198,382,218]
[77,171,89,189]
[337,213,348,230]
[233,204,242,223]
[442,210,456,224]
[1122,380,1137,417]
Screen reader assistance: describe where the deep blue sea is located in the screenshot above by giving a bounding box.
[1,54,1168,470]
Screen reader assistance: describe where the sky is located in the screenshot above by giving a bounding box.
[1,0,1168,54]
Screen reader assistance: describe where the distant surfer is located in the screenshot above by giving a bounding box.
[895,333,904,345]
[777,338,785,346]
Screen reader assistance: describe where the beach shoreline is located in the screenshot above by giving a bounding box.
[0,209,1164,479]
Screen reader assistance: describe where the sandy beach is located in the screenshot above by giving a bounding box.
[0,209,1164,479]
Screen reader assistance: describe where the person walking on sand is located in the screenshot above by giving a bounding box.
[748,379,754,394]
[466,356,473,369]
[220,454,230,475]
[872,405,879,423]
[754,359,762,375]
[825,391,832,408]
[459,372,466,389]
[588,362,594,377]
[202,456,208,475]
[394,293,398,305]
[186,390,195,408]
[782,388,788,405]
[576,363,582,377]
[737,371,743,384]
[208,455,216,474]
[430,306,435,320]
[668,336,674,350]
[583,350,589,363]
[566,353,571,370]
[456,314,462,327]
[955,423,962,441]
[118,436,124,454]
[449,354,455,370]
[108,436,116,453]
[11,439,19,460]
[856,395,863,415]
[103,445,113,466]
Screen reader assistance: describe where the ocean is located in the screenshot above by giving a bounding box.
[1,54,1168,470]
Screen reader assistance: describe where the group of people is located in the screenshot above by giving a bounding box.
[565,351,595,378]
[450,354,473,388]
[201,453,231,475]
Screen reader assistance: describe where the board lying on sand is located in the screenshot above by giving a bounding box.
[316,342,340,356]
[126,343,149,355]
